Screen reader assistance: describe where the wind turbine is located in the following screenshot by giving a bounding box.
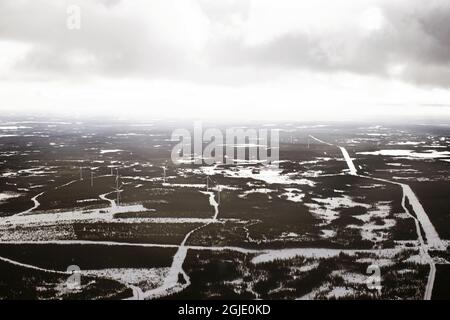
[206,176,217,192]
[79,167,83,180]
[90,169,94,187]
[217,185,221,205]
[113,169,123,207]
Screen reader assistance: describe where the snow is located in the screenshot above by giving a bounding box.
[239,188,275,198]
[0,126,31,130]
[100,149,124,154]
[18,167,58,176]
[289,132,443,300]
[353,202,390,223]
[357,149,450,159]
[83,268,169,292]
[320,230,337,239]
[397,269,416,275]
[0,192,21,202]
[359,184,384,189]
[76,198,99,203]
[305,195,370,223]
[1,172,16,177]
[404,254,430,265]
[326,287,356,299]
[299,157,332,165]
[199,165,315,187]
[388,141,423,146]
[162,183,206,189]
[251,247,402,264]
[0,224,76,242]
[386,162,404,166]
[252,248,343,264]
[1,210,221,227]
[349,202,396,242]
[355,257,394,267]
[297,262,320,273]
[280,232,300,238]
[282,188,305,202]
[116,133,144,136]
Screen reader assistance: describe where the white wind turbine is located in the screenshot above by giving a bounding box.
[205,176,221,205]
[161,161,169,184]
[113,168,123,206]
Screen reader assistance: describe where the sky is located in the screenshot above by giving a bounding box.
[1,0,450,121]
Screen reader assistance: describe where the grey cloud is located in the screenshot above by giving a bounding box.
[207,0,450,88]
[0,0,188,79]
[197,0,250,25]
[2,0,450,88]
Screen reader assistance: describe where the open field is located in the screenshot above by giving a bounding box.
[0,117,449,299]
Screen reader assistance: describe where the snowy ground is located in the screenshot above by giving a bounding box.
[0,121,448,300]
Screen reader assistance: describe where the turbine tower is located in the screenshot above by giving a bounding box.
[206,176,217,192]
[113,169,122,207]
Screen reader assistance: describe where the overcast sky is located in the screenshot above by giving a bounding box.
[1,0,450,121]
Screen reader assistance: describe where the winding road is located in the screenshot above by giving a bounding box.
[17,192,44,216]
[309,134,443,300]
[136,190,220,300]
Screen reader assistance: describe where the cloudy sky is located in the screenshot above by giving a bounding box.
[1,0,450,121]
